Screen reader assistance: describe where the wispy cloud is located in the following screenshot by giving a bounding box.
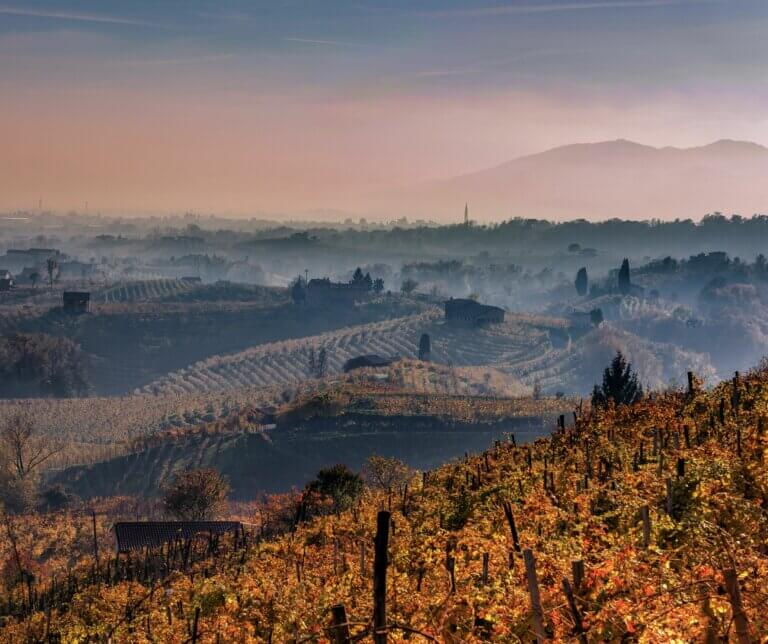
[422,0,721,18]
[285,37,361,47]
[0,5,157,27]
[404,49,570,81]
[117,54,237,67]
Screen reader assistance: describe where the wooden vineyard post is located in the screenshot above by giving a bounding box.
[191,606,200,644]
[359,541,365,578]
[91,510,99,572]
[330,604,351,644]
[571,560,584,592]
[666,479,674,517]
[502,501,522,552]
[562,577,587,644]
[482,552,489,585]
[723,568,751,644]
[446,556,456,593]
[523,549,547,643]
[373,510,390,644]
[640,505,651,548]
[687,371,694,395]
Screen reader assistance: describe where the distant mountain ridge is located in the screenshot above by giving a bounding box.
[386,139,768,220]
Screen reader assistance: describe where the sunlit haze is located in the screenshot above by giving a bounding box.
[3,0,768,219]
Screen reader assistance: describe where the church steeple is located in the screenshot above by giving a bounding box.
[464,203,469,226]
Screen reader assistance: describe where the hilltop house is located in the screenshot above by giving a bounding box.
[63,291,90,314]
[444,298,505,326]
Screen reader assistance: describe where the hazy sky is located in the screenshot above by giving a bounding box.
[3,0,768,218]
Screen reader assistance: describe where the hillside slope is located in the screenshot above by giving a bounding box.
[145,309,715,396]
[6,365,768,641]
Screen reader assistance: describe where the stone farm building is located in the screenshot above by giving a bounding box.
[444,298,505,326]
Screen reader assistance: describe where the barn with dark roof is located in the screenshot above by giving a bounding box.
[113,521,242,553]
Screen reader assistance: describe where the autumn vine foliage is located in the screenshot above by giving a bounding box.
[3,368,768,641]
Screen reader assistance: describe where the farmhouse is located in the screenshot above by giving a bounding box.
[113,521,243,553]
[444,298,505,326]
[568,308,603,329]
[63,291,90,314]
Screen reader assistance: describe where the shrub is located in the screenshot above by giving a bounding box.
[306,464,363,513]
[163,468,229,520]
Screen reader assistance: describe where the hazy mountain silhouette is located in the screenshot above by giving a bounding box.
[386,139,768,221]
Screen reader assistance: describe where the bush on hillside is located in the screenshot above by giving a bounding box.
[0,333,89,398]
[163,468,229,521]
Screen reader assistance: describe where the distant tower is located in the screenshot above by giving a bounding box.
[464,203,469,226]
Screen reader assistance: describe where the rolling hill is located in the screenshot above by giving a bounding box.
[143,309,715,396]
[390,139,768,220]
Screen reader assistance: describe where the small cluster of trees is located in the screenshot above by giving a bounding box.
[351,267,384,294]
[0,333,89,398]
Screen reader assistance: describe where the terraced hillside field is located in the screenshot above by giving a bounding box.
[145,309,717,396]
[96,278,198,303]
[96,279,287,305]
[144,310,561,395]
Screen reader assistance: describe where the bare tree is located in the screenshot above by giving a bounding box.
[362,455,412,492]
[46,257,59,291]
[0,410,60,480]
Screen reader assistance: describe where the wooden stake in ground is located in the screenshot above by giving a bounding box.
[330,604,351,644]
[373,511,390,644]
[523,549,547,643]
[571,560,584,592]
[562,577,587,643]
[723,568,751,644]
[640,505,651,548]
[502,500,521,552]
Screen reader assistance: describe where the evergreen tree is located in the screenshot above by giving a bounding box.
[351,267,365,286]
[373,277,385,294]
[290,276,306,304]
[618,258,631,295]
[418,333,431,361]
[592,351,643,407]
[575,267,588,296]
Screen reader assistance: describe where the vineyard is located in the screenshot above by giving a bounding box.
[97,279,198,303]
[0,361,538,469]
[2,366,768,641]
[95,280,287,305]
[144,310,715,397]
